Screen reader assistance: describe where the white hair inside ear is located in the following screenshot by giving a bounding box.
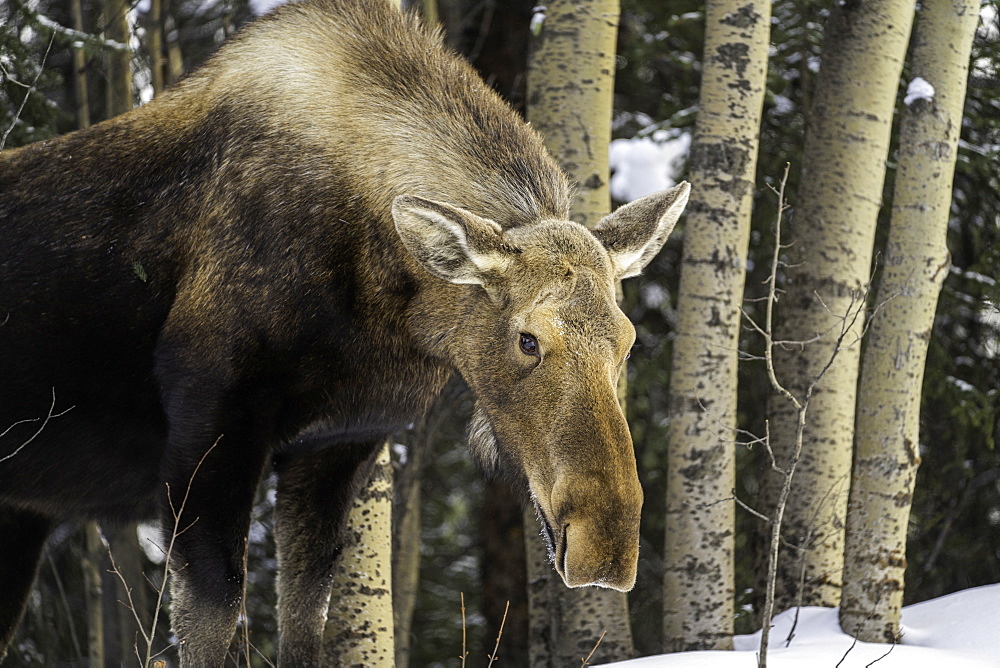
[392,195,514,285]
[592,181,690,279]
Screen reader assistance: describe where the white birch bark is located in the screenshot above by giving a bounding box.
[322,443,395,666]
[840,0,980,641]
[762,0,916,610]
[663,0,769,651]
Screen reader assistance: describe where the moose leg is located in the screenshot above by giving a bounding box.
[158,404,272,666]
[0,507,51,662]
[273,438,383,667]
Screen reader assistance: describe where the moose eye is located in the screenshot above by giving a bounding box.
[519,333,539,357]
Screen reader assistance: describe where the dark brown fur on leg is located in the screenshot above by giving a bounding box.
[274,439,382,666]
[155,370,275,665]
[0,508,51,663]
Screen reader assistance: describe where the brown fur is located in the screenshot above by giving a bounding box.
[0,0,688,664]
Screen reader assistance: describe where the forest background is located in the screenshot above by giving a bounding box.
[1,0,998,665]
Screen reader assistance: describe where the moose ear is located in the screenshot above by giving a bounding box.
[392,195,515,285]
[592,181,691,279]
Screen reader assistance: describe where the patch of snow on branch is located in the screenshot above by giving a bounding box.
[530,6,547,36]
[609,131,690,203]
[904,77,935,106]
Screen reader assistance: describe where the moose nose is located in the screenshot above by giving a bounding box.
[560,516,640,591]
[550,473,643,591]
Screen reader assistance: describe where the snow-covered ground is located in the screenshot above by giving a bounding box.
[602,584,1000,667]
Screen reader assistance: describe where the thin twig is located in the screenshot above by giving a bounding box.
[46,549,84,660]
[486,600,509,666]
[757,163,804,668]
[460,592,468,667]
[733,490,772,523]
[107,544,150,646]
[240,536,251,666]
[762,163,799,410]
[866,636,898,667]
[0,388,73,463]
[581,630,607,665]
[142,436,223,667]
[0,31,55,152]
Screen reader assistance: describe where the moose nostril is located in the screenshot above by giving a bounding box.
[556,523,569,575]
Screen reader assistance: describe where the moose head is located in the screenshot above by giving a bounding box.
[393,181,690,591]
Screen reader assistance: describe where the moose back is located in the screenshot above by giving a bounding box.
[0,0,690,664]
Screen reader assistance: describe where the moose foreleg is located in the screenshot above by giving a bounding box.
[0,508,52,662]
[159,415,271,667]
[273,439,382,667]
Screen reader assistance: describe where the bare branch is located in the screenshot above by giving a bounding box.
[582,630,607,666]
[460,592,468,667]
[0,388,74,463]
[142,434,222,666]
[486,600,509,666]
[0,32,55,153]
[733,491,772,524]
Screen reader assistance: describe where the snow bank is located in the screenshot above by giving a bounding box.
[602,583,1000,667]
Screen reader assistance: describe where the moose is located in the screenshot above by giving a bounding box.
[0,0,690,664]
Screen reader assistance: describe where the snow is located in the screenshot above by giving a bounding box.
[250,0,289,16]
[600,583,1000,667]
[904,77,936,106]
[947,375,977,392]
[530,7,547,36]
[609,132,690,202]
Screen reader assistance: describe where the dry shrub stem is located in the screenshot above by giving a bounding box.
[487,600,509,666]
[748,164,876,668]
[107,437,222,666]
[460,592,468,667]
[0,388,73,463]
[582,630,607,665]
[0,32,55,152]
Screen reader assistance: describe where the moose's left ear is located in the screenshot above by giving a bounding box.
[592,181,690,279]
[392,195,515,286]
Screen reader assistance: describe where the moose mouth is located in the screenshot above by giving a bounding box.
[530,492,639,591]
[533,499,569,581]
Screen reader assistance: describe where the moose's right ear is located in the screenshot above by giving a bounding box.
[592,181,690,279]
[392,195,516,286]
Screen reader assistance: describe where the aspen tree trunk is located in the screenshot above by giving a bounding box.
[482,480,528,665]
[525,1,634,663]
[392,474,419,668]
[760,0,915,611]
[323,443,395,666]
[70,0,90,129]
[840,0,979,642]
[663,0,769,652]
[164,13,184,86]
[526,0,617,228]
[525,506,556,666]
[148,0,165,96]
[393,420,433,668]
[82,524,104,667]
[72,42,104,659]
[103,0,132,117]
[99,525,150,664]
[327,5,401,663]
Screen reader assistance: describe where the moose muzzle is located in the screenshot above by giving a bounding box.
[548,473,643,592]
